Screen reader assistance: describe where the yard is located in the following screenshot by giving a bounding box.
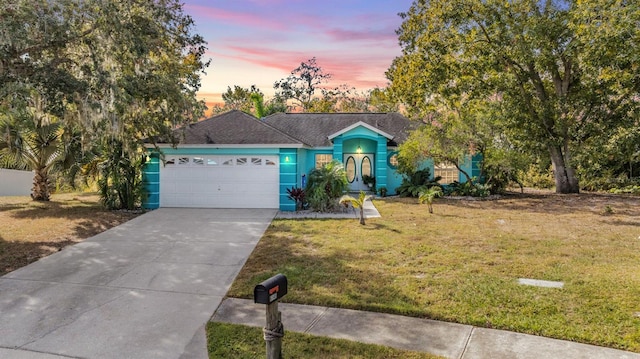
[2,190,639,353]
[227,191,640,352]
[0,193,141,274]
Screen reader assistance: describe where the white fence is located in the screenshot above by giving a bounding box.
[0,169,32,196]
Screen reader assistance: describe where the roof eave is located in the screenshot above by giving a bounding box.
[327,121,395,140]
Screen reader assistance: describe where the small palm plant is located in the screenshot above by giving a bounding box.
[418,186,443,214]
[339,190,373,225]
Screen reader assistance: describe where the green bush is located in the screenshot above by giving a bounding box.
[519,164,555,189]
[396,168,441,197]
[305,160,349,212]
[444,179,490,197]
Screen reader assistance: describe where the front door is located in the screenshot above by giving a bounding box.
[343,153,374,192]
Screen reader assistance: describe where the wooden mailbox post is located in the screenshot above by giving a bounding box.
[254,274,288,359]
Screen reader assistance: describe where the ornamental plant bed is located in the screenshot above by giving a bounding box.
[0,192,141,274]
[228,190,640,352]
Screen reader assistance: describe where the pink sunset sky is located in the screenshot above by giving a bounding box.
[181,0,415,109]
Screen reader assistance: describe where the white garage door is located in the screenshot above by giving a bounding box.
[160,155,279,208]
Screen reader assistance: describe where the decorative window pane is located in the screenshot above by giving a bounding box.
[388,153,399,168]
[237,157,247,165]
[251,157,262,165]
[345,156,356,183]
[165,158,175,166]
[222,158,234,166]
[207,158,218,166]
[315,154,332,169]
[193,157,204,165]
[265,159,276,166]
[434,162,458,184]
[178,157,190,165]
[361,156,372,177]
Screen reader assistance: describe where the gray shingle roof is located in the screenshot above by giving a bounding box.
[177,110,301,145]
[262,112,415,147]
[176,111,415,146]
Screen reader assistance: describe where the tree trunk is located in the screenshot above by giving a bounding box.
[359,206,366,225]
[31,167,51,201]
[549,144,579,194]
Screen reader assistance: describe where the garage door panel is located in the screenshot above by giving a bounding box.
[160,155,279,208]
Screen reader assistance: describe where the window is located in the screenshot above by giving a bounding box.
[193,157,204,165]
[434,162,458,184]
[388,152,399,168]
[345,156,356,183]
[178,157,190,165]
[251,157,262,165]
[361,156,372,177]
[207,158,218,166]
[236,157,248,165]
[315,154,332,169]
[265,159,276,166]
[165,158,175,166]
[222,158,234,166]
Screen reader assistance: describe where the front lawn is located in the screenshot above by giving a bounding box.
[227,192,640,352]
[0,193,141,274]
[207,322,442,358]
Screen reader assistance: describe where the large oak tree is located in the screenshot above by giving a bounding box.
[388,0,640,193]
[1,0,209,205]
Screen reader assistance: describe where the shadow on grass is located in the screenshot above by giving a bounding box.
[229,233,424,317]
[0,235,77,275]
[439,191,640,216]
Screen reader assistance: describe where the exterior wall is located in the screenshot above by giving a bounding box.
[279,148,297,211]
[0,169,32,196]
[333,127,390,192]
[142,153,161,209]
[454,153,483,183]
[142,147,289,210]
[385,150,403,195]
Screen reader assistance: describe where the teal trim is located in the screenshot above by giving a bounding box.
[142,152,160,209]
[385,150,402,195]
[158,147,280,155]
[471,153,483,181]
[279,148,297,211]
[375,137,387,191]
[332,138,343,161]
[458,154,483,183]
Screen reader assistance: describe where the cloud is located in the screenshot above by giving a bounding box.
[184,5,286,30]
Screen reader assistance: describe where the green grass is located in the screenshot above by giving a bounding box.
[227,193,640,352]
[207,322,442,358]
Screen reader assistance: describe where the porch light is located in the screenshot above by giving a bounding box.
[284,156,290,162]
[356,146,362,154]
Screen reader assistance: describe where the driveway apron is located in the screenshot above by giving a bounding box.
[0,208,276,359]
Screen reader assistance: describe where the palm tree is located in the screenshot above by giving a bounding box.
[306,160,349,212]
[0,95,75,201]
[339,190,373,225]
[418,186,443,214]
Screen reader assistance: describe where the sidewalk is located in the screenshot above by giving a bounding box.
[212,298,640,359]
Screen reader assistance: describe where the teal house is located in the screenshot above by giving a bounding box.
[142,110,481,211]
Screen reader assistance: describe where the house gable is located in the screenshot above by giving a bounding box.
[327,121,394,141]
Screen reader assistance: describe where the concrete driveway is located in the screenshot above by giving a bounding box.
[0,208,276,359]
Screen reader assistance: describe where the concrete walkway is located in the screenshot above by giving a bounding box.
[0,208,277,359]
[213,298,640,359]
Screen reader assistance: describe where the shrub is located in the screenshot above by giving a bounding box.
[286,187,306,211]
[396,168,441,197]
[445,180,490,197]
[305,160,349,212]
[519,164,555,189]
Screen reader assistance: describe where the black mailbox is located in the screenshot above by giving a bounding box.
[254,274,288,304]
